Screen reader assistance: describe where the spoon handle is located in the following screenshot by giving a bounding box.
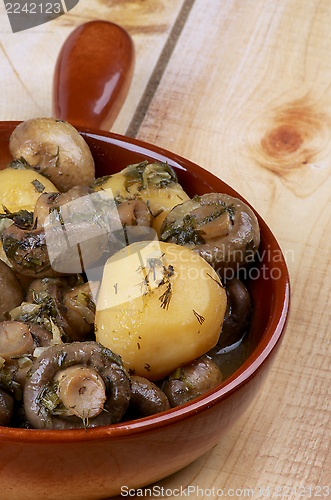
[52,20,135,131]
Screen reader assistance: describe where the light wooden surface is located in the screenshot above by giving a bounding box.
[1,0,331,498]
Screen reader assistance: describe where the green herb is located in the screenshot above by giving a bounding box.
[37,382,61,413]
[123,160,149,191]
[31,179,45,193]
[76,290,96,313]
[169,367,195,390]
[159,282,172,309]
[161,213,205,245]
[0,207,34,229]
[90,175,112,188]
[49,146,60,168]
[100,345,123,367]
[141,162,178,189]
[161,199,236,245]
[123,161,178,191]
[10,286,64,335]
[7,156,32,169]
[0,367,22,400]
[193,310,205,325]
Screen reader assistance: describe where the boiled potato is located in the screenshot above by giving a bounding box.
[0,168,58,213]
[95,241,227,381]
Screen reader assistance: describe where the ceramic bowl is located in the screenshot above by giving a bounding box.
[0,122,290,500]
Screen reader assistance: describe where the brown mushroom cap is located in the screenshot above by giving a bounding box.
[160,193,260,278]
[1,322,53,391]
[0,388,14,426]
[218,277,252,347]
[1,224,61,278]
[33,185,95,229]
[0,260,24,321]
[164,355,223,407]
[9,118,95,192]
[25,277,97,342]
[34,185,110,275]
[23,341,131,429]
[116,199,152,228]
[128,375,170,417]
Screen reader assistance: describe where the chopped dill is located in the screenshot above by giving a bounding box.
[193,310,206,325]
[7,156,32,169]
[159,282,172,310]
[158,264,175,310]
[0,207,34,229]
[90,175,112,188]
[31,179,45,193]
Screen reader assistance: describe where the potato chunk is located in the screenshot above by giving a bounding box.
[0,168,58,213]
[95,241,227,381]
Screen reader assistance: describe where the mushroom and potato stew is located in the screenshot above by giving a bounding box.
[0,118,259,429]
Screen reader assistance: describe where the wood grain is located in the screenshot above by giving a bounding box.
[133,0,331,498]
[1,0,331,498]
[0,0,186,134]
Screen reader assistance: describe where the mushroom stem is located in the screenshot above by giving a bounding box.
[0,321,34,363]
[191,206,231,240]
[54,365,107,419]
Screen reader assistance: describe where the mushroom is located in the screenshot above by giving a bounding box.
[160,193,260,278]
[0,321,35,364]
[1,185,113,277]
[163,355,222,407]
[94,197,155,262]
[116,198,152,228]
[0,259,24,321]
[23,341,131,429]
[61,281,99,340]
[33,185,95,228]
[1,223,61,278]
[218,277,251,347]
[0,388,14,426]
[0,321,53,390]
[127,375,170,418]
[9,118,95,192]
[20,277,98,342]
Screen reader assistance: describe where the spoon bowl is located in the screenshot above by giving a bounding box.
[52,20,135,130]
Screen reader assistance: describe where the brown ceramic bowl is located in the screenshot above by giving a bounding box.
[0,122,290,500]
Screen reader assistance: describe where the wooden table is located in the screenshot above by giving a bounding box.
[1,0,331,498]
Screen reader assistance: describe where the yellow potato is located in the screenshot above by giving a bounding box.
[93,162,190,218]
[95,241,227,381]
[0,168,58,213]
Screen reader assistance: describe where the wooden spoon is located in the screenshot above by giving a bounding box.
[52,20,135,131]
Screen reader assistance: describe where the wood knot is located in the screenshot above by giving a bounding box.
[247,100,331,196]
[258,101,331,174]
[262,124,303,158]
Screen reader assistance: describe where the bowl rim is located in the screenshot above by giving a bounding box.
[0,122,290,443]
